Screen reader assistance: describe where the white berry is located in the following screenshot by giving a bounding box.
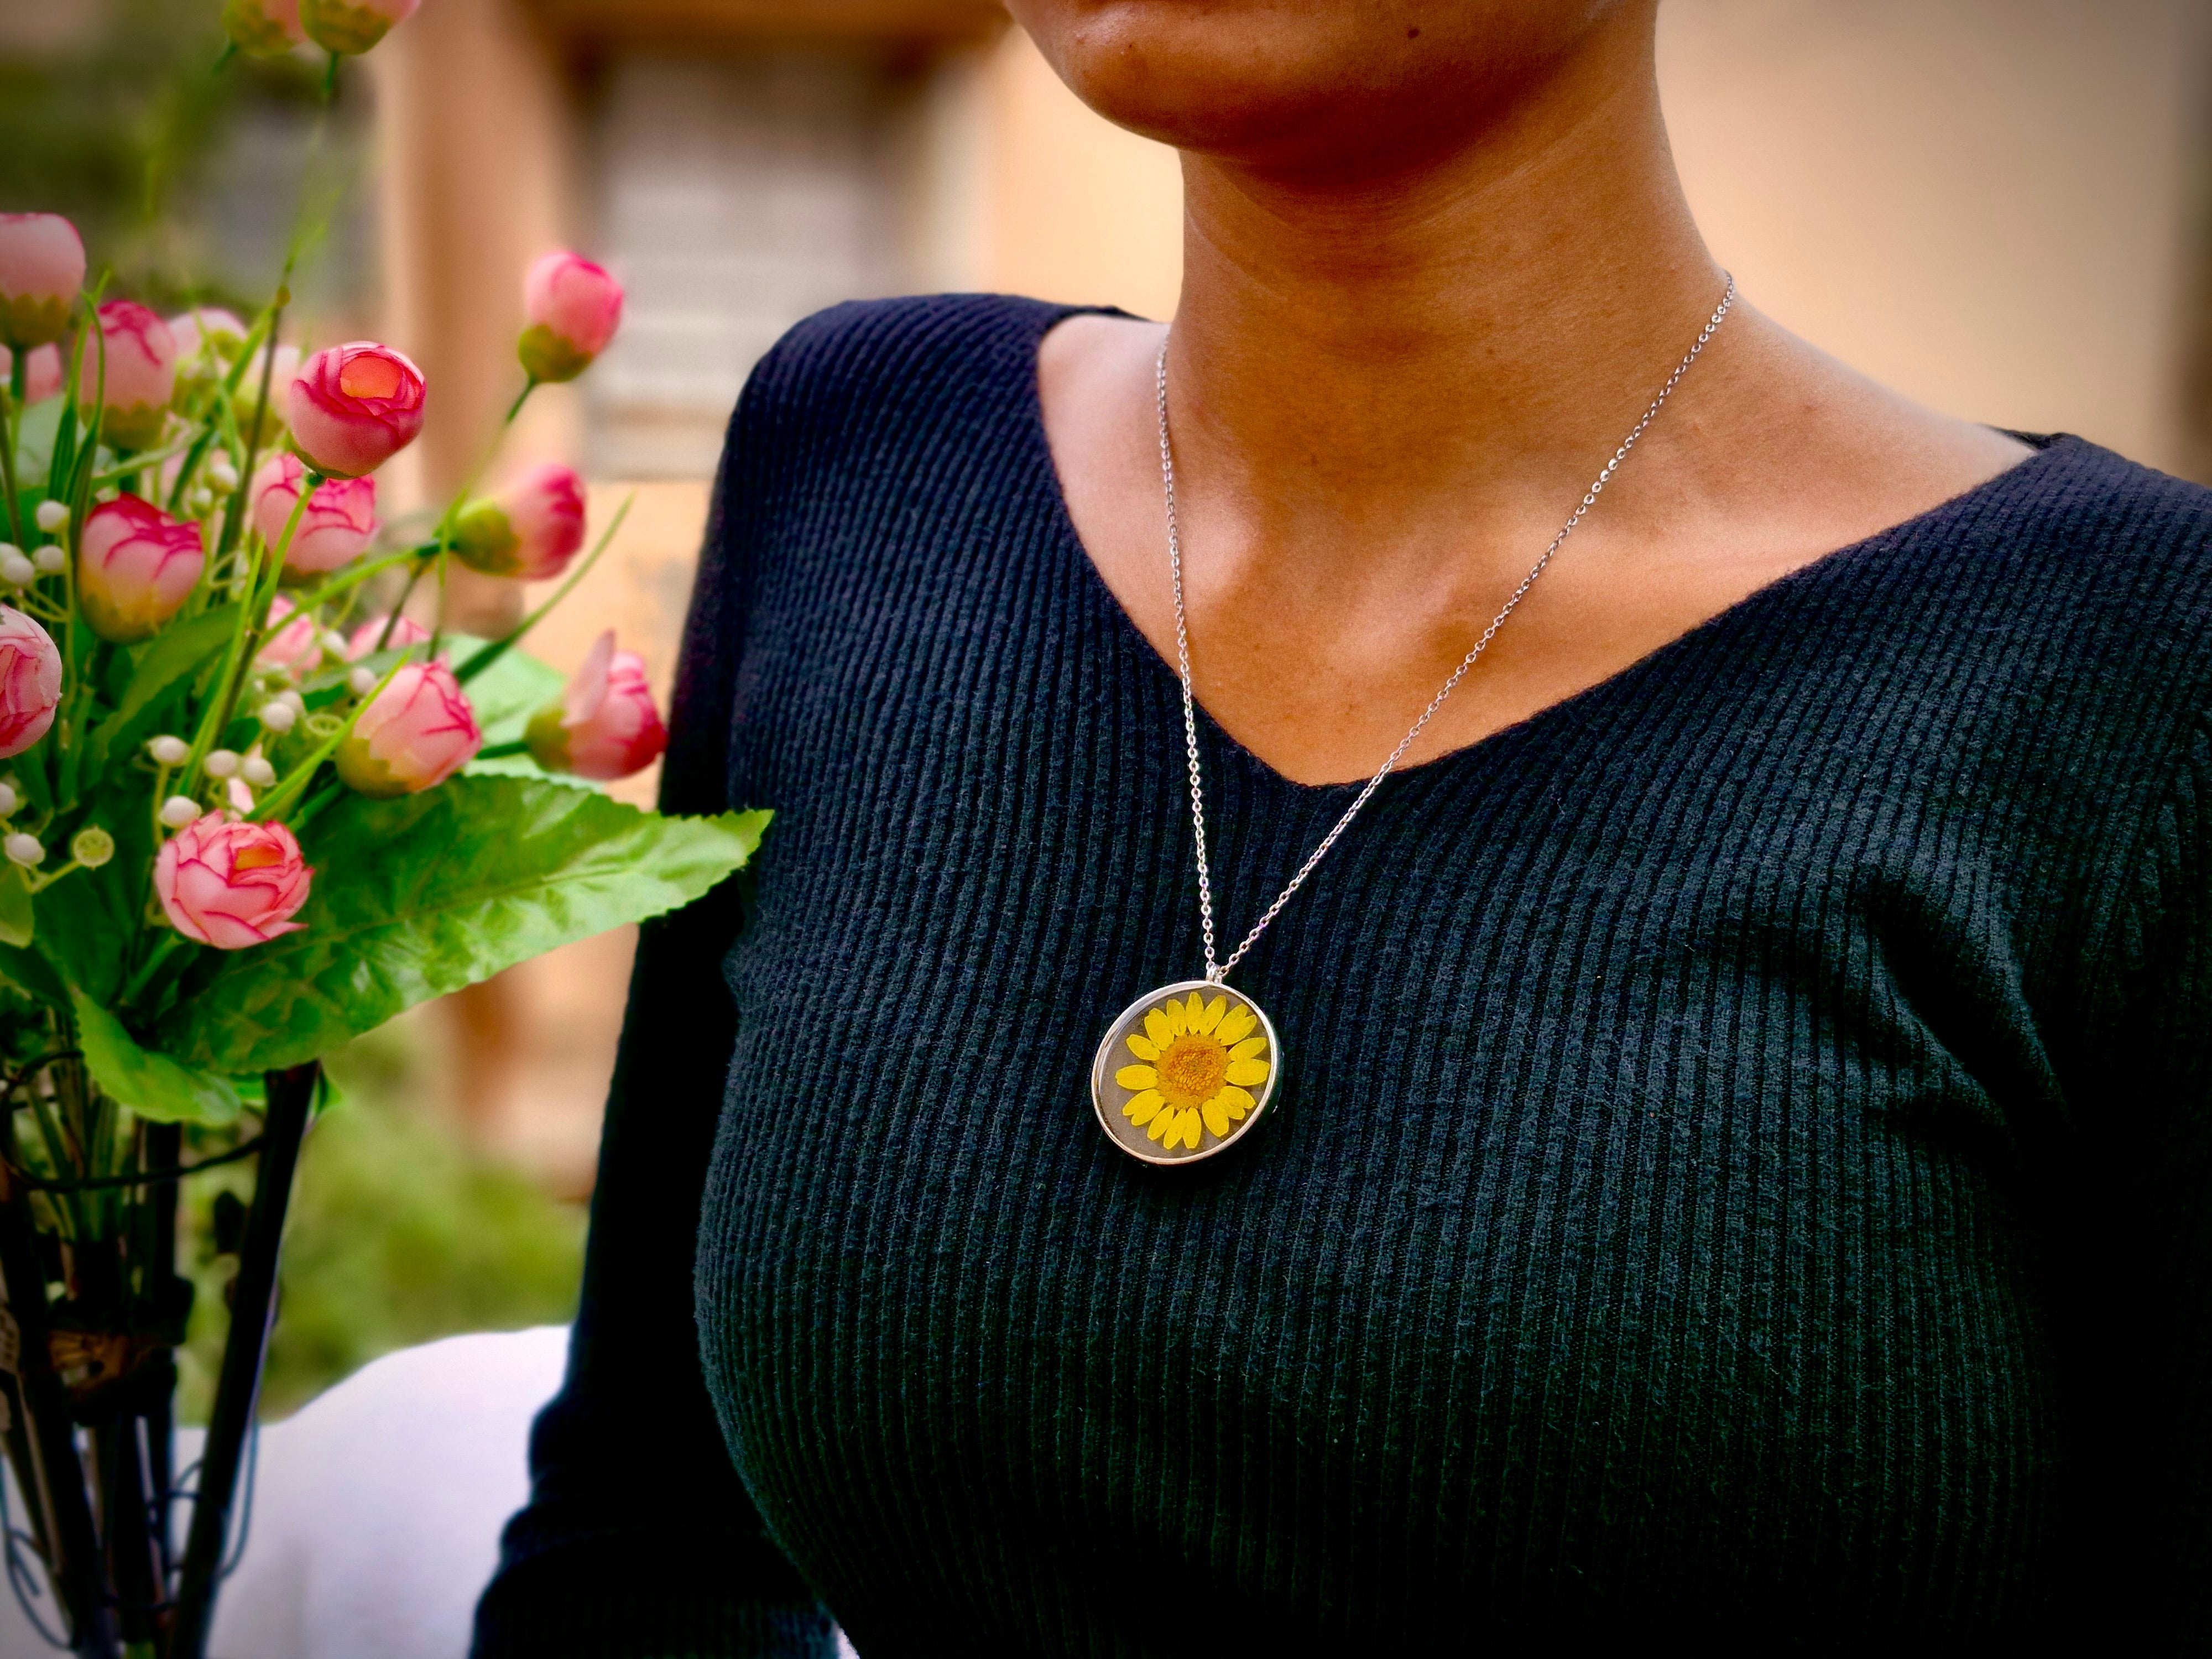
[159,796,201,828]
[147,734,190,766]
[0,783,17,817]
[203,749,241,779]
[4,833,42,868]
[242,755,277,787]
[33,500,66,533]
[31,545,63,575]
[0,551,32,587]
[257,700,298,734]
[207,460,239,490]
[347,666,377,696]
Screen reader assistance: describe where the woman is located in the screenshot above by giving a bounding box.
[476,2,2210,1650]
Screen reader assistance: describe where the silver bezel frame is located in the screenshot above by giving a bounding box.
[1090,979,1281,1167]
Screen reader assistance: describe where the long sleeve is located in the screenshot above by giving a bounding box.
[472,367,837,1657]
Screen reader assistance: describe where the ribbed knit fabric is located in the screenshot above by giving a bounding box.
[474,295,2212,1655]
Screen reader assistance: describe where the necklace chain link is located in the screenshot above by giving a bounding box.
[1157,276,1738,984]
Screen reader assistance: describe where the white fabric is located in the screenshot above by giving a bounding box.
[0,1327,858,1658]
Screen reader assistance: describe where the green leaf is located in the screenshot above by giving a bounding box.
[70,987,243,1127]
[0,941,65,1005]
[0,865,30,948]
[158,775,769,1074]
[80,607,242,789]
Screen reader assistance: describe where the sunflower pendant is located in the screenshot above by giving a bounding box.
[1091,980,1280,1165]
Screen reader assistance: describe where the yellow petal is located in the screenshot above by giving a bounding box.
[1164,1000,1188,1036]
[1217,1007,1256,1044]
[1182,1111,1204,1150]
[1229,1035,1267,1062]
[1147,1109,1172,1142]
[1216,1085,1254,1121]
[1202,1099,1230,1138]
[1225,1059,1270,1087]
[1124,1089,1165,1124]
[1115,1065,1158,1091]
[1144,1009,1172,1048]
[1125,1034,1159,1062]
[1194,995,1225,1035]
[1184,992,1207,1029]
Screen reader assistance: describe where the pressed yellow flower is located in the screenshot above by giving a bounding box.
[1115,989,1269,1151]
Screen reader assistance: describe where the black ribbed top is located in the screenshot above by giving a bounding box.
[475,295,2212,1654]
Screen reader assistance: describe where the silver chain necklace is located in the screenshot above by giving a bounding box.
[1090,277,1738,1166]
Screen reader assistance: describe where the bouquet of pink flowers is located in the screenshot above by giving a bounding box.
[0,8,764,1655]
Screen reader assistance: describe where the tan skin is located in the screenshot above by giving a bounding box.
[1014,0,2031,787]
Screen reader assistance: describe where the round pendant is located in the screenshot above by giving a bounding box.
[1091,980,1280,1165]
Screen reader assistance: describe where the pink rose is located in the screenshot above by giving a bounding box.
[525,631,667,781]
[337,658,482,797]
[0,607,61,760]
[0,214,83,349]
[155,812,312,950]
[221,0,304,55]
[287,341,425,479]
[79,301,178,451]
[518,253,623,383]
[256,594,324,675]
[346,613,430,659]
[251,452,378,574]
[76,495,206,644]
[451,463,587,580]
[0,343,62,405]
[300,0,419,55]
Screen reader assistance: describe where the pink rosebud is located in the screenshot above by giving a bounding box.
[76,495,206,644]
[0,215,84,350]
[155,812,312,950]
[518,253,622,383]
[337,658,482,797]
[255,594,324,675]
[222,0,304,56]
[251,452,378,574]
[0,607,61,759]
[300,0,419,55]
[287,341,425,479]
[451,463,587,580]
[78,301,178,451]
[345,613,431,660]
[0,343,62,405]
[525,632,667,781]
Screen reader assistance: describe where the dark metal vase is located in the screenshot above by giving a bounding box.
[0,1060,319,1658]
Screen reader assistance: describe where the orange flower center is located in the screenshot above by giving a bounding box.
[232,844,285,873]
[1156,1034,1228,1108]
[338,353,404,400]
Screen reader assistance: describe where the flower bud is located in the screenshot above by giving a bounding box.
[208,457,241,491]
[148,734,190,765]
[76,495,206,644]
[154,812,312,949]
[347,665,378,696]
[0,782,15,816]
[0,343,63,405]
[255,594,324,676]
[34,500,66,534]
[159,795,201,828]
[257,700,298,734]
[204,749,242,779]
[70,827,114,869]
[300,0,419,55]
[525,632,668,781]
[222,0,305,56]
[452,463,587,581]
[77,301,179,451]
[518,253,623,383]
[168,306,249,413]
[4,832,41,867]
[336,659,482,797]
[31,545,62,575]
[345,614,430,659]
[0,547,31,587]
[251,452,378,573]
[0,215,84,350]
[242,753,278,787]
[0,607,61,760]
[288,341,425,479]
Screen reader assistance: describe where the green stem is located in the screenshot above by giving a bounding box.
[504,375,538,425]
[456,492,634,686]
[92,430,199,489]
[251,650,413,825]
[184,474,316,785]
[376,554,435,652]
[474,739,528,760]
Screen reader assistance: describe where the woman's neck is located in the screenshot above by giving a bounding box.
[1165,6,1723,552]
